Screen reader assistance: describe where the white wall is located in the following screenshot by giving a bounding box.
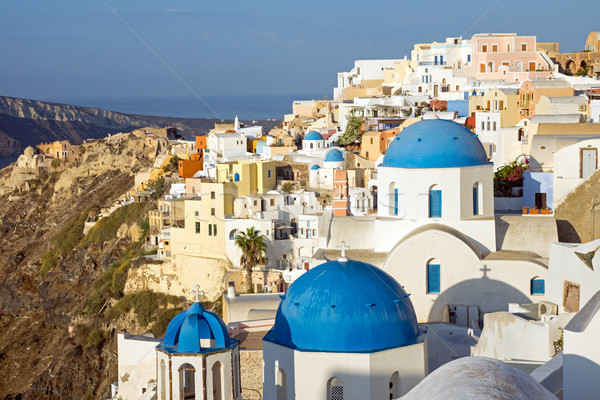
[554,138,600,205]
[473,312,572,362]
[117,333,161,400]
[548,241,600,314]
[382,228,548,322]
[263,340,426,400]
[563,293,600,400]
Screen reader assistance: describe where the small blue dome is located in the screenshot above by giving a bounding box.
[304,131,323,140]
[160,302,231,353]
[324,149,345,162]
[263,259,418,353]
[310,164,320,170]
[382,120,489,169]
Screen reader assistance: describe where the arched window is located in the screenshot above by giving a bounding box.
[389,182,398,216]
[429,185,442,218]
[229,229,238,240]
[212,361,223,400]
[473,182,482,215]
[234,172,240,182]
[160,360,167,400]
[327,377,344,400]
[179,363,196,400]
[515,61,522,72]
[276,367,287,400]
[487,61,494,73]
[531,277,545,295]
[389,371,401,399]
[427,259,441,294]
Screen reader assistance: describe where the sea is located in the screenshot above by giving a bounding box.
[49,93,329,121]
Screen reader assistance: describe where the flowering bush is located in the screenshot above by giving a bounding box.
[494,156,529,197]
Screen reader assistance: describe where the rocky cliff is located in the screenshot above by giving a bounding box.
[0,130,179,399]
[0,95,280,162]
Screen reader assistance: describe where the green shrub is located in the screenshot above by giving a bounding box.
[87,328,109,348]
[51,159,62,169]
[281,182,293,193]
[40,206,98,275]
[81,202,147,248]
[105,291,181,327]
[338,116,365,146]
[151,307,183,337]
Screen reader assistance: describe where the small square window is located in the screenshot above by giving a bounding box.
[195,211,199,217]
[211,208,215,216]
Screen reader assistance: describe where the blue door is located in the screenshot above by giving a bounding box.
[429,190,442,218]
[427,264,441,293]
[440,55,444,65]
[473,186,479,215]
[394,188,398,216]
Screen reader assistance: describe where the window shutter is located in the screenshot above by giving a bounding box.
[429,190,442,218]
[427,264,441,293]
[531,279,545,295]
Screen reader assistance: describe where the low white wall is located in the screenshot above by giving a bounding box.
[494,196,522,211]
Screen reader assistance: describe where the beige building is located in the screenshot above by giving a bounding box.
[470,88,520,127]
[535,96,589,119]
[149,198,186,229]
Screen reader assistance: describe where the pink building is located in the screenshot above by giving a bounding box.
[472,33,554,82]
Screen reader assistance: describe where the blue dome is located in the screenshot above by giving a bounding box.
[304,131,323,140]
[310,164,320,170]
[159,302,231,353]
[382,120,489,169]
[324,149,345,162]
[263,259,419,353]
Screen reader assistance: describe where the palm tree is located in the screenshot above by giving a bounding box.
[234,227,267,293]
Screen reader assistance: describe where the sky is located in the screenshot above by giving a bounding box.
[0,0,599,101]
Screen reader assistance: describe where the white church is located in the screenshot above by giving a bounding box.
[115,291,242,400]
[319,119,552,323]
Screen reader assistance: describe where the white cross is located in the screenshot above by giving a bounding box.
[191,284,204,302]
[338,242,350,262]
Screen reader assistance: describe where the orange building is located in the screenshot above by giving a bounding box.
[196,136,207,150]
[178,152,203,178]
[332,170,350,216]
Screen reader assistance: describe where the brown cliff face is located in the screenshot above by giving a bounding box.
[0,133,160,399]
[0,95,280,164]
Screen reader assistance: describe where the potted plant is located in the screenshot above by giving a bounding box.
[522,207,529,215]
[540,208,551,215]
[529,207,540,215]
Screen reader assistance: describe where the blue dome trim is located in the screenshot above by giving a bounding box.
[382,120,489,169]
[304,131,323,140]
[310,164,320,170]
[264,259,419,353]
[161,302,232,353]
[324,149,345,162]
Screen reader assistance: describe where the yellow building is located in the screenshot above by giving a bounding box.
[148,198,186,229]
[170,160,277,262]
[469,88,521,128]
[214,160,276,196]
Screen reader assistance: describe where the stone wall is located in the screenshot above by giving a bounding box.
[240,350,263,400]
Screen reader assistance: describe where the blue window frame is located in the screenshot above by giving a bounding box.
[429,190,442,218]
[394,188,398,216]
[427,264,441,293]
[473,186,479,215]
[434,56,438,65]
[467,54,471,62]
[440,55,444,65]
[234,172,240,181]
[531,279,545,295]
[268,169,271,178]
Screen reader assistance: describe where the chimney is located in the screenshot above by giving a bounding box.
[227,281,237,299]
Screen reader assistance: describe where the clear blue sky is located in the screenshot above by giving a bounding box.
[0,0,598,100]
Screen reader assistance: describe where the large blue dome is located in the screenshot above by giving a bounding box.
[304,131,323,140]
[382,120,489,168]
[324,149,345,162]
[159,302,232,353]
[263,258,419,353]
